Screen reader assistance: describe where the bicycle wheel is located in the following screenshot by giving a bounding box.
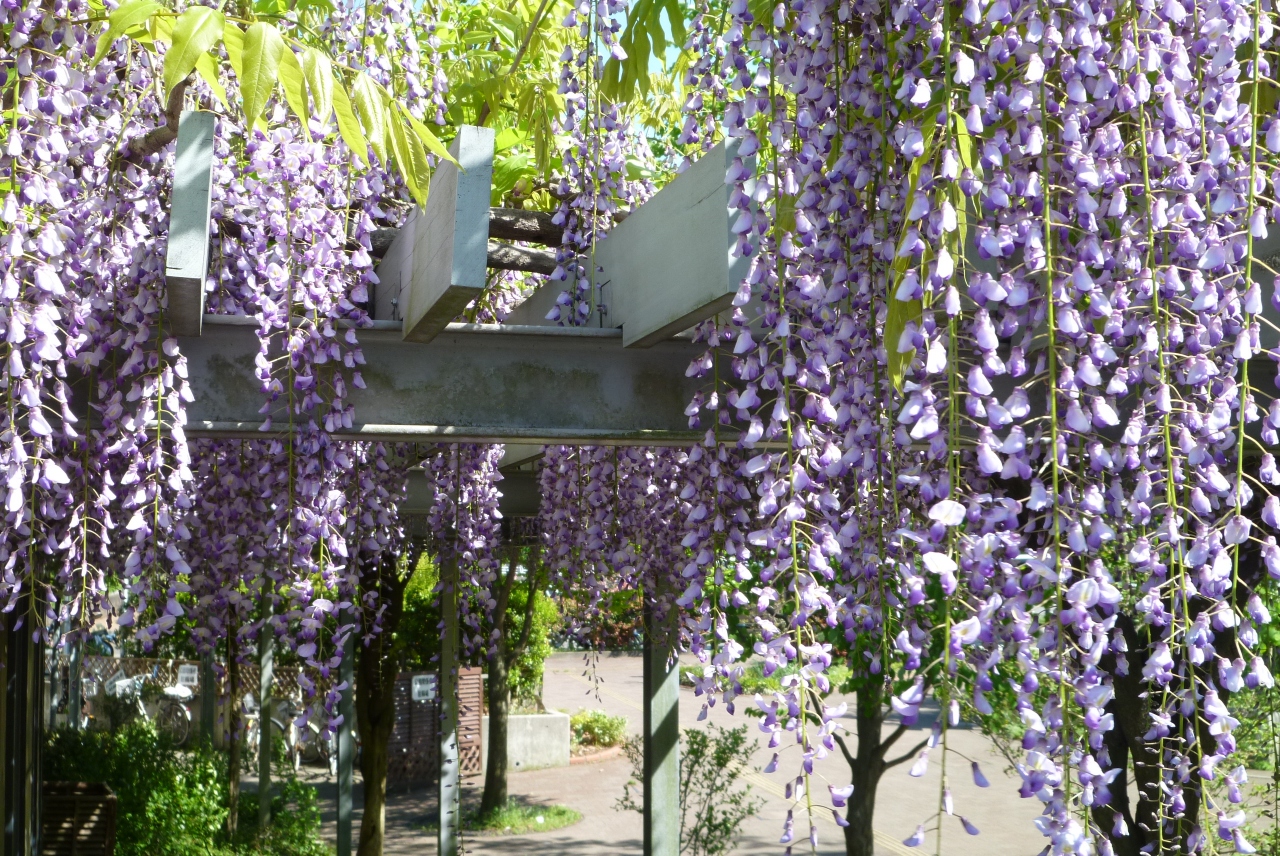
[157,702,190,747]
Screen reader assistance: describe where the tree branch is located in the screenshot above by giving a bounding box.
[123,75,191,162]
[831,730,857,769]
[883,737,930,770]
[874,723,910,760]
[506,553,543,667]
[475,0,556,128]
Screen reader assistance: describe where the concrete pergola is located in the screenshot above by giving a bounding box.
[6,115,748,856]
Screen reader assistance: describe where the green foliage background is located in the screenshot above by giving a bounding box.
[44,722,326,856]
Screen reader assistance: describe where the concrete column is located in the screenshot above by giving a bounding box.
[643,602,680,856]
[337,628,354,856]
[438,552,461,856]
[258,609,274,827]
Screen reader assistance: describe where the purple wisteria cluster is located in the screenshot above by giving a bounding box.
[11,0,1280,849]
[0,0,509,734]
[669,0,1280,849]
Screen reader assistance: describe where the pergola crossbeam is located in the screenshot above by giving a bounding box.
[179,318,705,445]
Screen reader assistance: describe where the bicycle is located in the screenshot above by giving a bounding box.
[105,670,194,746]
[242,693,298,769]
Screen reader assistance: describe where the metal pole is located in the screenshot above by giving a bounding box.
[200,650,215,745]
[68,637,82,732]
[643,599,680,856]
[438,552,460,856]
[337,628,354,856]
[258,608,274,828]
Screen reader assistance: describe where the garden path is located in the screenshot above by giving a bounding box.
[296,651,1043,855]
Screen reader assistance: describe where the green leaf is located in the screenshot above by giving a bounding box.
[403,110,458,168]
[278,46,310,128]
[222,22,245,80]
[301,48,334,127]
[163,6,224,98]
[238,22,284,126]
[351,72,387,163]
[491,149,531,204]
[388,107,430,206]
[194,52,228,110]
[94,0,161,63]
[330,76,369,167]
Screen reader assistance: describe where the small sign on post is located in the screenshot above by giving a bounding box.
[177,665,199,687]
[412,674,437,702]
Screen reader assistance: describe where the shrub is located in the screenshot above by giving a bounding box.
[45,722,226,856]
[570,709,628,748]
[506,583,561,705]
[233,778,329,856]
[44,721,327,856]
[617,724,763,856]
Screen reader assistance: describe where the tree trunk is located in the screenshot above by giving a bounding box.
[841,686,886,856]
[227,627,241,839]
[480,651,510,815]
[355,552,409,856]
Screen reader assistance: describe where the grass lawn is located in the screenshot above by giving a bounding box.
[420,801,582,836]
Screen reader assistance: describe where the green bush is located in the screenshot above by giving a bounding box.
[570,709,628,748]
[397,553,441,672]
[44,721,327,856]
[45,722,227,856]
[233,778,329,856]
[618,724,762,856]
[506,584,560,705]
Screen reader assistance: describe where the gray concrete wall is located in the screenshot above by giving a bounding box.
[480,712,570,773]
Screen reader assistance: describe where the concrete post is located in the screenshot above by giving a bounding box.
[258,609,274,828]
[337,628,354,856]
[438,552,461,856]
[643,601,680,856]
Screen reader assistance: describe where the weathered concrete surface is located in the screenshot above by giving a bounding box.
[599,140,752,348]
[178,318,703,444]
[480,712,570,773]
[373,125,495,344]
[165,111,216,337]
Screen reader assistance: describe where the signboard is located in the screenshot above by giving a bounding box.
[411,674,437,702]
[82,676,99,697]
[107,672,133,697]
[177,664,199,687]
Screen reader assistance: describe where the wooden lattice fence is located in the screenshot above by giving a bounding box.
[75,657,482,784]
[386,668,483,789]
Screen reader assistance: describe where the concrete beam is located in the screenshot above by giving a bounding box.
[165,111,216,337]
[599,140,752,348]
[498,444,544,469]
[178,318,704,445]
[373,126,495,342]
[501,142,753,345]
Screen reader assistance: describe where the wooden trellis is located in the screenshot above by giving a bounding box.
[386,669,483,789]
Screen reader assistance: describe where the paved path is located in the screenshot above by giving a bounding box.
[301,651,1045,855]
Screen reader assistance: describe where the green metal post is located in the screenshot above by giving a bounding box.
[643,601,680,856]
[200,650,215,745]
[438,552,460,856]
[258,611,274,828]
[337,629,354,856]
